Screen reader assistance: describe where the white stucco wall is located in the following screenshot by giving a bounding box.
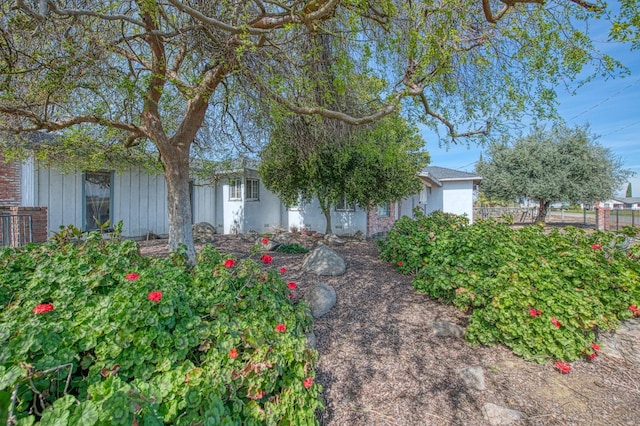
[441,180,474,222]
[286,198,367,235]
[423,185,444,215]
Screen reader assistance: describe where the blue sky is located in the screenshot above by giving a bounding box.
[425,21,640,198]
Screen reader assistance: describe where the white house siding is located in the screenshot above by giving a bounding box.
[20,157,36,206]
[243,181,282,233]
[113,168,169,237]
[286,198,368,235]
[192,181,217,227]
[36,167,83,235]
[423,185,444,215]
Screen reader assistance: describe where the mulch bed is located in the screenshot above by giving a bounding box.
[139,234,640,425]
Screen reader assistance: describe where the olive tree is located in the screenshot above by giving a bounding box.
[477,124,632,222]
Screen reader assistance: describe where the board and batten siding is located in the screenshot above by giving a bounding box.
[36,167,83,235]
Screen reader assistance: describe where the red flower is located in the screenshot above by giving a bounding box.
[397,261,403,267]
[303,377,314,389]
[261,238,269,244]
[275,323,286,332]
[630,305,640,315]
[32,303,54,314]
[555,361,571,374]
[261,254,273,264]
[591,243,602,250]
[529,308,542,317]
[224,259,235,268]
[279,267,287,274]
[125,273,140,281]
[287,282,297,290]
[229,348,238,359]
[587,352,597,360]
[550,317,561,328]
[147,291,163,302]
[591,342,601,351]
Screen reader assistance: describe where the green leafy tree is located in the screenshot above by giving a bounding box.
[259,114,429,234]
[0,1,637,260]
[477,124,632,222]
[626,182,633,198]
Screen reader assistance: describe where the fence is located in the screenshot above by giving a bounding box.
[0,213,33,247]
[474,206,640,231]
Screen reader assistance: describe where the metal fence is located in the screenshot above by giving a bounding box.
[0,213,33,247]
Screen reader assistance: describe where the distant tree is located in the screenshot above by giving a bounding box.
[477,124,632,222]
[626,182,633,198]
[259,114,429,234]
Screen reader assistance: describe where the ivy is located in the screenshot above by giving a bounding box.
[0,230,321,424]
[379,211,640,364]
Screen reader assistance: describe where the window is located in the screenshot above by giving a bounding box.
[245,178,260,201]
[335,195,355,212]
[377,202,390,217]
[84,171,113,231]
[229,178,241,200]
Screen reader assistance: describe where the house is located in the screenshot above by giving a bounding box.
[1,151,481,243]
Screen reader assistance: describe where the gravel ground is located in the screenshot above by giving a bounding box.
[139,234,640,426]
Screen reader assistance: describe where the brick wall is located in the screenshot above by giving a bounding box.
[367,202,399,238]
[595,206,610,232]
[0,151,21,206]
[0,206,48,246]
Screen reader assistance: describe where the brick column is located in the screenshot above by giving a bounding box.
[595,206,609,232]
[1,206,49,245]
[0,152,21,206]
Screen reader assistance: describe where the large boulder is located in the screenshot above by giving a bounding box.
[599,318,640,366]
[302,243,346,276]
[305,283,337,318]
[192,222,216,243]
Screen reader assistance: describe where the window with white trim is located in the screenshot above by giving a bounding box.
[377,202,390,217]
[229,178,241,200]
[245,178,260,201]
[335,195,355,212]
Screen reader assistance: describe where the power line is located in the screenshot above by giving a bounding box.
[569,78,640,121]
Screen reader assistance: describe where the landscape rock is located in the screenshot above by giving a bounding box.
[306,332,317,349]
[482,403,524,425]
[261,239,281,251]
[302,244,346,276]
[599,318,640,366]
[324,233,345,246]
[192,222,216,243]
[460,366,485,391]
[305,283,337,318]
[431,321,465,338]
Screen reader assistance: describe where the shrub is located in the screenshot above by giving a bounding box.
[276,243,310,254]
[0,230,321,424]
[379,213,640,363]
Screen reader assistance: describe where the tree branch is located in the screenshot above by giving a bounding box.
[43,1,146,27]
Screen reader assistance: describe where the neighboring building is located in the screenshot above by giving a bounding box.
[1,152,481,241]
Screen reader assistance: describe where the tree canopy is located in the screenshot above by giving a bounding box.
[0,1,638,260]
[477,124,632,222]
[259,114,429,234]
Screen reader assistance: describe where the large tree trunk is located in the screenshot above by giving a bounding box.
[319,198,332,234]
[535,200,551,223]
[160,143,196,263]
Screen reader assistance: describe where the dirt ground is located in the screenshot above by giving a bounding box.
[139,234,640,426]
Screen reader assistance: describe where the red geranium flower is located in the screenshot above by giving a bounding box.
[147,291,163,302]
[261,254,273,264]
[303,377,314,389]
[630,305,640,315]
[261,238,269,244]
[229,348,238,359]
[275,323,286,332]
[224,259,235,268]
[279,267,287,274]
[551,317,561,328]
[555,361,571,374]
[587,352,597,360]
[397,261,403,267]
[32,303,54,314]
[591,243,602,250]
[125,273,140,281]
[287,282,297,290]
[591,342,601,351]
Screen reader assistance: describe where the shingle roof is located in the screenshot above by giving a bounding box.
[418,166,481,181]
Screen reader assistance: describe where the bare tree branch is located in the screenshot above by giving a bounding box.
[44,1,146,27]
